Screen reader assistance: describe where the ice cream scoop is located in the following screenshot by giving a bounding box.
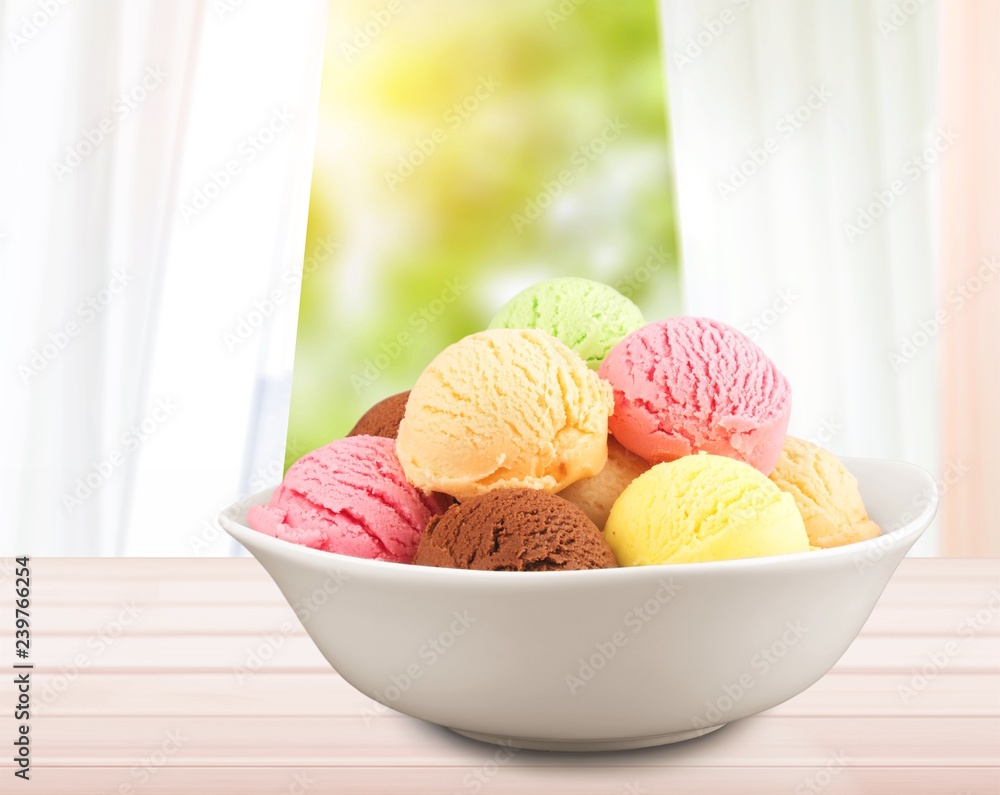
[396,329,614,500]
[599,317,791,474]
[414,488,617,571]
[248,435,450,563]
[604,454,810,565]
[559,436,650,529]
[769,437,881,548]
[348,391,410,440]
[488,277,644,370]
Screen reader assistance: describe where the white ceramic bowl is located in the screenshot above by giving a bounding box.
[219,457,937,752]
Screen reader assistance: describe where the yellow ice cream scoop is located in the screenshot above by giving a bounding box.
[769,437,881,548]
[604,454,810,566]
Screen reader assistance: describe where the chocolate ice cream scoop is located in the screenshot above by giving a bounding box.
[348,391,410,440]
[414,489,617,571]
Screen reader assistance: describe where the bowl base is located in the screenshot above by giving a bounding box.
[450,723,725,752]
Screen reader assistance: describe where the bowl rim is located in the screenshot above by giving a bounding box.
[218,456,938,584]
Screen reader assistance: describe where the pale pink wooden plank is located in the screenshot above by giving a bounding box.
[8,632,998,673]
[3,599,997,637]
[0,603,306,636]
[9,577,284,606]
[21,671,998,718]
[860,603,1000,635]
[0,557,265,580]
[892,557,1000,578]
[777,673,1000,717]
[17,632,328,672]
[849,578,1000,608]
[9,575,996,609]
[6,766,997,795]
[10,555,998,580]
[0,715,996,767]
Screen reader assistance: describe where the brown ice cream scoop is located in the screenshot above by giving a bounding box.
[414,489,617,571]
[347,391,410,440]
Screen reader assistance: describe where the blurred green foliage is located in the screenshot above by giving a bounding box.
[286,0,680,468]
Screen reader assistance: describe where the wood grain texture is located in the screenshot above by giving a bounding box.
[1,558,997,794]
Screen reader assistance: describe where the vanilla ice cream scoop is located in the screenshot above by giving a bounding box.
[768,437,881,548]
[396,329,614,500]
[559,436,650,529]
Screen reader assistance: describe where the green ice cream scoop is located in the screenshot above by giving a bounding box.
[488,277,644,369]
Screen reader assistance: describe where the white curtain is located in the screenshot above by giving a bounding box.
[660,0,941,554]
[1,0,951,556]
[0,0,326,555]
[939,0,1000,556]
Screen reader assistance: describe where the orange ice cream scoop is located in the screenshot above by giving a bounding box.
[396,329,614,501]
[768,437,881,548]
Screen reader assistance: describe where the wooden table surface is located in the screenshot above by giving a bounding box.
[1,558,998,794]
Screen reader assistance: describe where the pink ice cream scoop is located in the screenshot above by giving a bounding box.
[248,435,450,563]
[598,317,791,475]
